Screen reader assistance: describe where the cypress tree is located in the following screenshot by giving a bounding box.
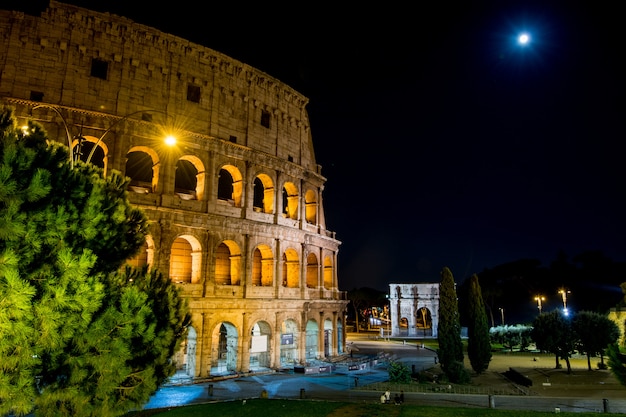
[466,274,492,374]
[437,266,464,378]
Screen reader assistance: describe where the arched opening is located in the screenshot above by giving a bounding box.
[282,182,299,219]
[416,307,433,337]
[282,248,299,288]
[215,240,241,285]
[306,252,318,288]
[126,235,154,268]
[126,149,157,193]
[175,155,205,200]
[212,322,238,375]
[305,319,318,360]
[169,235,202,284]
[217,165,243,207]
[324,318,333,357]
[172,326,197,380]
[304,189,317,224]
[252,173,274,214]
[251,245,273,286]
[280,319,299,366]
[249,321,272,370]
[72,135,108,172]
[323,255,333,289]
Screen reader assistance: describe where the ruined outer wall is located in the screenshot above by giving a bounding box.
[0,1,348,378]
[0,1,316,173]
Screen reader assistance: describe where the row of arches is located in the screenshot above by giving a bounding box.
[75,138,319,223]
[176,317,345,377]
[129,234,337,289]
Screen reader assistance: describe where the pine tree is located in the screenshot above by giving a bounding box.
[437,266,464,380]
[0,106,189,417]
[466,274,492,374]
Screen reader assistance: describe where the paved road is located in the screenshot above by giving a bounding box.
[142,336,626,414]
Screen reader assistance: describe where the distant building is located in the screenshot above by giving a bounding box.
[0,1,348,378]
[388,283,439,338]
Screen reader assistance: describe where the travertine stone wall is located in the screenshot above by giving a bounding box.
[0,1,348,378]
[388,283,439,338]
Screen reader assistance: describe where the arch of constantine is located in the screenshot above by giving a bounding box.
[388,283,439,338]
[0,1,349,379]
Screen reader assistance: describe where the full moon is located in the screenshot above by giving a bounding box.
[518,33,530,45]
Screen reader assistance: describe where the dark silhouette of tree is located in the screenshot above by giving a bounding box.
[466,274,492,374]
[531,310,575,373]
[0,107,189,417]
[572,311,620,370]
[437,267,464,380]
[347,287,386,332]
[607,343,626,386]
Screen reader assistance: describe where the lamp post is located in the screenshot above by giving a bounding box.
[558,289,571,316]
[499,307,505,326]
[534,296,545,314]
[33,105,167,167]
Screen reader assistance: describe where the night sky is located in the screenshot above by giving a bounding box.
[9,1,626,292]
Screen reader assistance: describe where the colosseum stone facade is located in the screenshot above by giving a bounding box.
[0,1,349,379]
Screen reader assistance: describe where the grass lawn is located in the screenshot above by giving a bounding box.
[126,399,617,417]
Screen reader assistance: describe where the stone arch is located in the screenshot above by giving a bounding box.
[252,173,274,214]
[336,318,344,354]
[169,234,202,284]
[306,252,318,288]
[282,181,299,219]
[175,155,205,200]
[416,306,433,337]
[173,325,197,378]
[323,318,333,357]
[280,318,300,366]
[251,244,274,286]
[217,164,243,207]
[215,240,242,285]
[304,188,317,224]
[125,146,160,193]
[72,135,108,173]
[126,235,155,268]
[212,322,238,375]
[305,319,318,360]
[282,248,300,288]
[323,255,333,289]
[249,321,272,370]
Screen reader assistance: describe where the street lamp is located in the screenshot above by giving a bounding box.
[499,307,505,326]
[558,289,571,316]
[534,295,545,314]
[33,105,167,167]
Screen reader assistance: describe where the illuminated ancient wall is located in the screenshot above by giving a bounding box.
[0,1,349,378]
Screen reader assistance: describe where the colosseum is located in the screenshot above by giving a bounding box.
[0,1,349,379]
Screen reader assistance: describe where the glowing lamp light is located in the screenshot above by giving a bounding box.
[164,135,177,146]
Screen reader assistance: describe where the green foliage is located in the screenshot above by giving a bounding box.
[387,360,411,383]
[437,267,464,380]
[572,311,620,370]
[607,343,626,387]
[466,274,492,374]
[489,324,533,351]
[0,106,189,417]
[531,310,575,372]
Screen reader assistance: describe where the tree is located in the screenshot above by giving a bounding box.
[0,106,189,417]
[607,343,626,386]
[531,310,575,373]
[572,311,620,370]
[347,287,386,332]
[388,361,411,383]
[437,267,464,381]
[466,274,491,374]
